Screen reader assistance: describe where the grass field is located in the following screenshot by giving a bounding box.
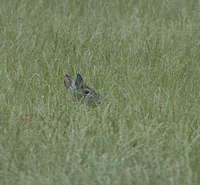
[0,0,200,184]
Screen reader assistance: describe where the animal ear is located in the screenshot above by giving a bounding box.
[64,74,75,89]
[75,73,83,88]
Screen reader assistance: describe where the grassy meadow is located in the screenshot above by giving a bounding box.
[0,0,200,184]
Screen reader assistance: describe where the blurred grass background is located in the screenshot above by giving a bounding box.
[0,0,200,184]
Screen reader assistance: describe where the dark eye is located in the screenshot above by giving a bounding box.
[84,90,90,95]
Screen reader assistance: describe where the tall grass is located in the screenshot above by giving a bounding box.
[0,0,200,184]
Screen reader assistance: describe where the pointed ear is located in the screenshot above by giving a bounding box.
[75,73,83,88]
[64,74,75,89]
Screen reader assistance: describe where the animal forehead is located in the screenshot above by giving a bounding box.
[83,86,95,91]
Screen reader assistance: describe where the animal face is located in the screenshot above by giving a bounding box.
[64,73,101,106]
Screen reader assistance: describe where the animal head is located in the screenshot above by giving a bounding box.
[64,73,102,106]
